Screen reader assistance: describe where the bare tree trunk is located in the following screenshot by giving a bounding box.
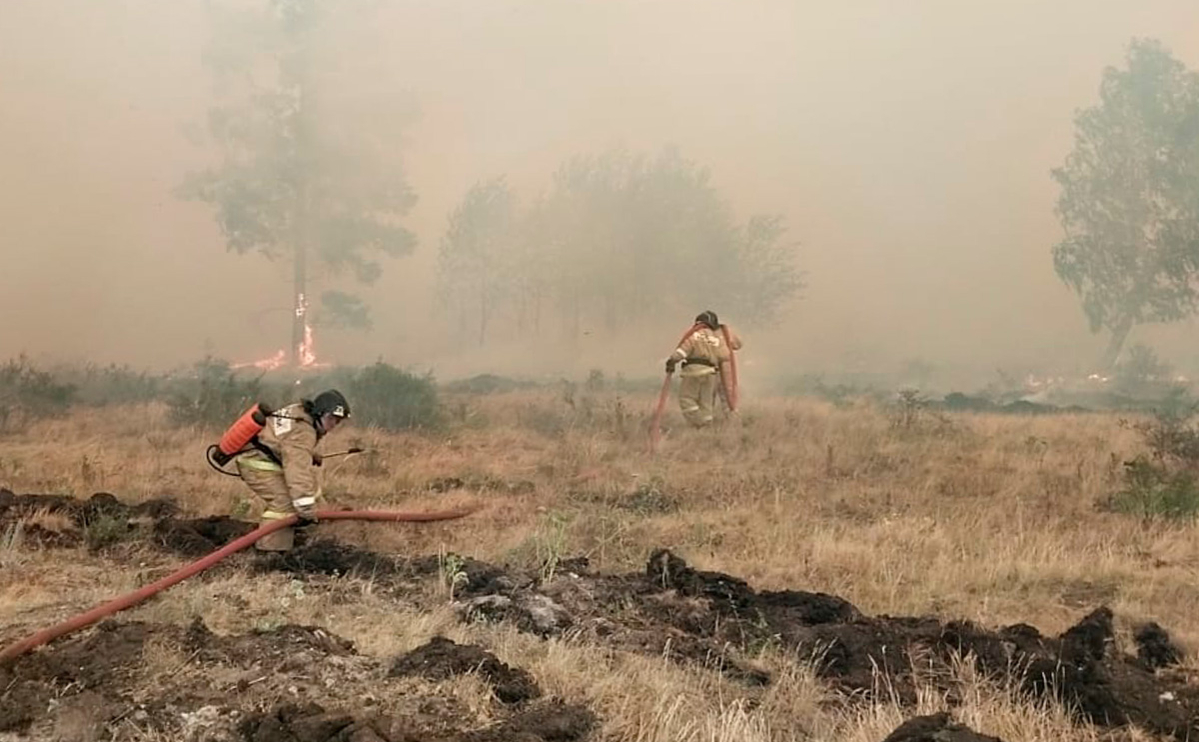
[478,289,488,347]
[1101,319,1133,371]
[290,56,312,369]
[571,292,581,343]
[533,287,542,335]
[291,184,309,368]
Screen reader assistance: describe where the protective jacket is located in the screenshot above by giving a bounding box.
[671,325,742,377]
[236,403,321,551]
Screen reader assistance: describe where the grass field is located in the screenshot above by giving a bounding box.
[1,390,1197,741]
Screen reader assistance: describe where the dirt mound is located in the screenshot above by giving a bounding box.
[252,537,406,577]
[390,636,541,704]
[0,489,177,525]
[241,699,594,742]
[0,618,590,741]
[0,490,258,556]
[440,548,1199,739]
[882,712,1004,742]
[0,620,150,732]
[1135,621,1183,669]
[155,516,257,556]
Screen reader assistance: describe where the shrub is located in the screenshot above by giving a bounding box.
[0,356,76,432]
[1104,456,1199,521]
[68,363,163,406]
[346,362,441,431]
[167,357,266,428]
[1132,390,1199,465]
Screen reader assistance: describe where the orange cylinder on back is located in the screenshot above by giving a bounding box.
[218,403,273,458]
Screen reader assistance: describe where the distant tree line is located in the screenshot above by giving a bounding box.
[436,148,803,346]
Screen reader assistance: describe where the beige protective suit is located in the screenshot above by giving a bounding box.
[235,403,321,551]
[670,325,743,427]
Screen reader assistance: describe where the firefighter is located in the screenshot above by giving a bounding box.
[235,389,350,551]
[665,311,742,427]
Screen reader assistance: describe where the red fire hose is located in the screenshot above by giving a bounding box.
[0,506,479,666]
[720,324,739,411]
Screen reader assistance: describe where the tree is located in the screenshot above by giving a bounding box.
[436,148,802,346]
[534,147,800,338]
[180,0,416,366]
[436,178,518,347]
[1052,39,1199,369]
[435,147,802,349]
[722,215,803,326]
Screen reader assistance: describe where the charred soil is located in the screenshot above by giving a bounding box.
[4,493,1199,740]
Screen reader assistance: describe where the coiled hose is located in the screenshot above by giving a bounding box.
[0,506,479,665]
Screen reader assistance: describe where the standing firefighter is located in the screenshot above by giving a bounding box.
[234,390,351,551]
[665,311,742,427]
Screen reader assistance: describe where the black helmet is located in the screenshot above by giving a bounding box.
[312,389,351,420]
[695,310,719,329]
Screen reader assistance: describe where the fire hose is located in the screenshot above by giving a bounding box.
[647,323,739,452]
[0,506,479,666]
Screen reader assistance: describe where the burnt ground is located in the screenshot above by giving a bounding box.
[0,488,253,555]
[0,618,594,742]
[439,547,1199,739]
[881,712,1004,742]
[4,492,1199,740]
[390,637,541,705]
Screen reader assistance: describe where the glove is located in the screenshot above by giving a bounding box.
[312,452,323,467]
[293,499,319,525]
[665,358,678,374]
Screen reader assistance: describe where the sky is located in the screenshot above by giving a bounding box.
[2,0,1198,384]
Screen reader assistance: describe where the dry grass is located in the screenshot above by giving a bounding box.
[0,392,1194,740]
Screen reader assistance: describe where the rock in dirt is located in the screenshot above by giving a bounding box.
[882,712,1004,742]
[390,636,541,704]
[457,593,573,638]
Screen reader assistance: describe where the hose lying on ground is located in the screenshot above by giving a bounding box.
[0,506,480,666]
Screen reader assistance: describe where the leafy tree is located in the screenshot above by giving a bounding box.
[1053,38,1199,369]
[722,215,803,326]
[180,0,416,366]
[437,178,518,347]
[436,147,801,347]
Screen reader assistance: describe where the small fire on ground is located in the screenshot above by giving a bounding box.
[234,293,327,371]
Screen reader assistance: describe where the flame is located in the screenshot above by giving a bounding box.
[298,321,318,367]
[233,349,287,371]
[233,292,327,370]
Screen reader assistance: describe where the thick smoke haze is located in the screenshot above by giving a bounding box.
[2,1,1198,384]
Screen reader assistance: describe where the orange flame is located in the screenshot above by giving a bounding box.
[233,350,287,371]
[298,322,318,368]
[234,292,327,370]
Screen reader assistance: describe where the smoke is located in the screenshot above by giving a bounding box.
[2,0,1198,383]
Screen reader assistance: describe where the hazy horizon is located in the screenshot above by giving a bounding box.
[4,1,1199,386]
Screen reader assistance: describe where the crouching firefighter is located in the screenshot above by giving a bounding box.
[209,390,351,551]
[665,311,742,428]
